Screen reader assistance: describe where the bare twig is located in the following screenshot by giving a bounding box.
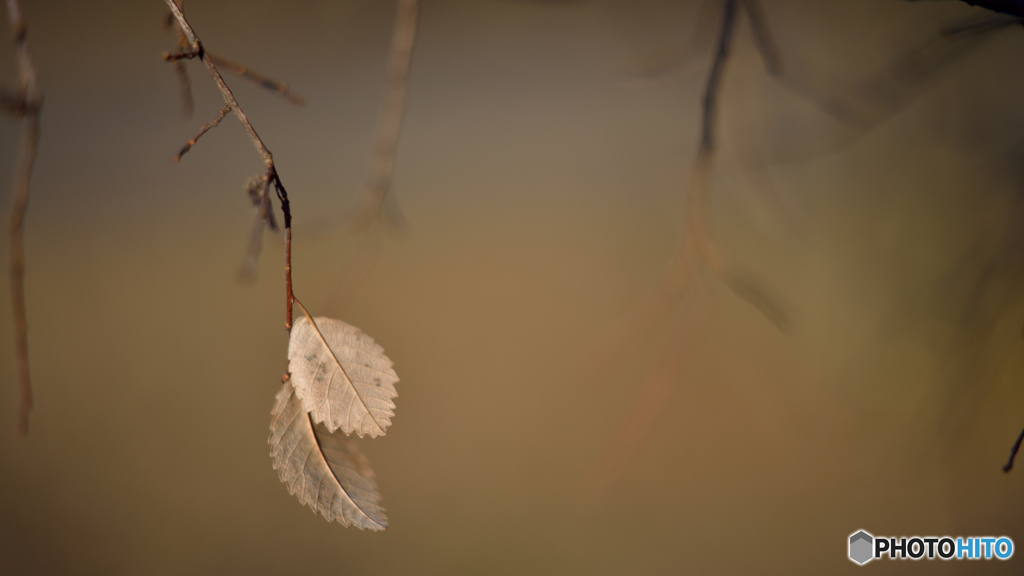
[584,0,793,497]
[582,298,706,502]
[238,176,274,283]
[1003,425,1024,472]
[273,174,293,331]
[700,0,737,152]
[955,0,1024,18]
[321,0,419,316]
[165,1,273,168]
[5,0,41,435]
[170,59,194,118]
[771,10,1015,132]
[350,0,419,234]
[942,14,1020,37]
[163,0,294,332]
[740,0,782,77]
[173,104,229,162]
[581,0,744,377]
[163,0,194,118]
[208,53,305,107]
[164,2,303,116]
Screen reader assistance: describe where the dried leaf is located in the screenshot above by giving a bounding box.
[269,380,388,530]
[287,315,399,437]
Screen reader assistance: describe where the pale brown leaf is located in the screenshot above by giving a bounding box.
[287,316,399,437]
[269,380,388,530]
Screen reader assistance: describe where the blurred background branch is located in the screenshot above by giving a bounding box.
[4,0,40,436]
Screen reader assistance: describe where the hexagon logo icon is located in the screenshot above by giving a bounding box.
[849,530,874,565]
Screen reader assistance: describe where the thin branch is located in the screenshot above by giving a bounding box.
[272,172,293,331]
[164,49,199,62]
[165,0,273,169]
[163,0,194,118]
[5,0,41,436]
[163,0,294,333]
[584,0,793,497]
[322,0,419,317]
[351,0,419,233]
[701,0,737,151]
[170,59,194,118]
[762,10,1015,134]
[1003,425,1024,472]
[740,0,782,77]
[173,104,229,162]
[582,297,706,503]
[942,14,1020,37]
[208,53,305,107]
[956,0,1024,18]
[582,0,755,378]
[238,175,273,283]
[164,0,303,117]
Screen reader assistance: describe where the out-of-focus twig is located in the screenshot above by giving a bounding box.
[955,0,1024,18]
[745,4,1017,142]
[582,296,707,502]
[323,0,419,318]
[208,53,305,107]
[942,14,1020,37]
[699,0,737,152]
[297,0,419,253]
[162,0,295,332]
[740,0,781,77]
[4,0,41,436]
[584,0,795,498]
[170,59,194,119]
[163,1,193,118]
[351,0,419,234]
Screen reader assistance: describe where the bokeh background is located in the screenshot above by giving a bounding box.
[2,0,1024,574]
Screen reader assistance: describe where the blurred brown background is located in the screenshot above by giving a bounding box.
[2,0,1024,574]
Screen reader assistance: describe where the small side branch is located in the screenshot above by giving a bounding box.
[5,0,41,436]
[163,1,295,334]
[957,0,1024,18]
[701,0,738,152]
[174,105,229,162]
[170,59,194,118]
[323,0,419,317]
[740,0,782,77]
[584,0,790,498]
[941,15,1020,38]
[208,54,305,107]
[164,0,274,169]
[164,5,304,115]
[1003,425,1024,472]
[352,0,419,233]
[238,175,274,283]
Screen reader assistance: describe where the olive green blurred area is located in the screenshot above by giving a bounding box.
[2,0,1024,574]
